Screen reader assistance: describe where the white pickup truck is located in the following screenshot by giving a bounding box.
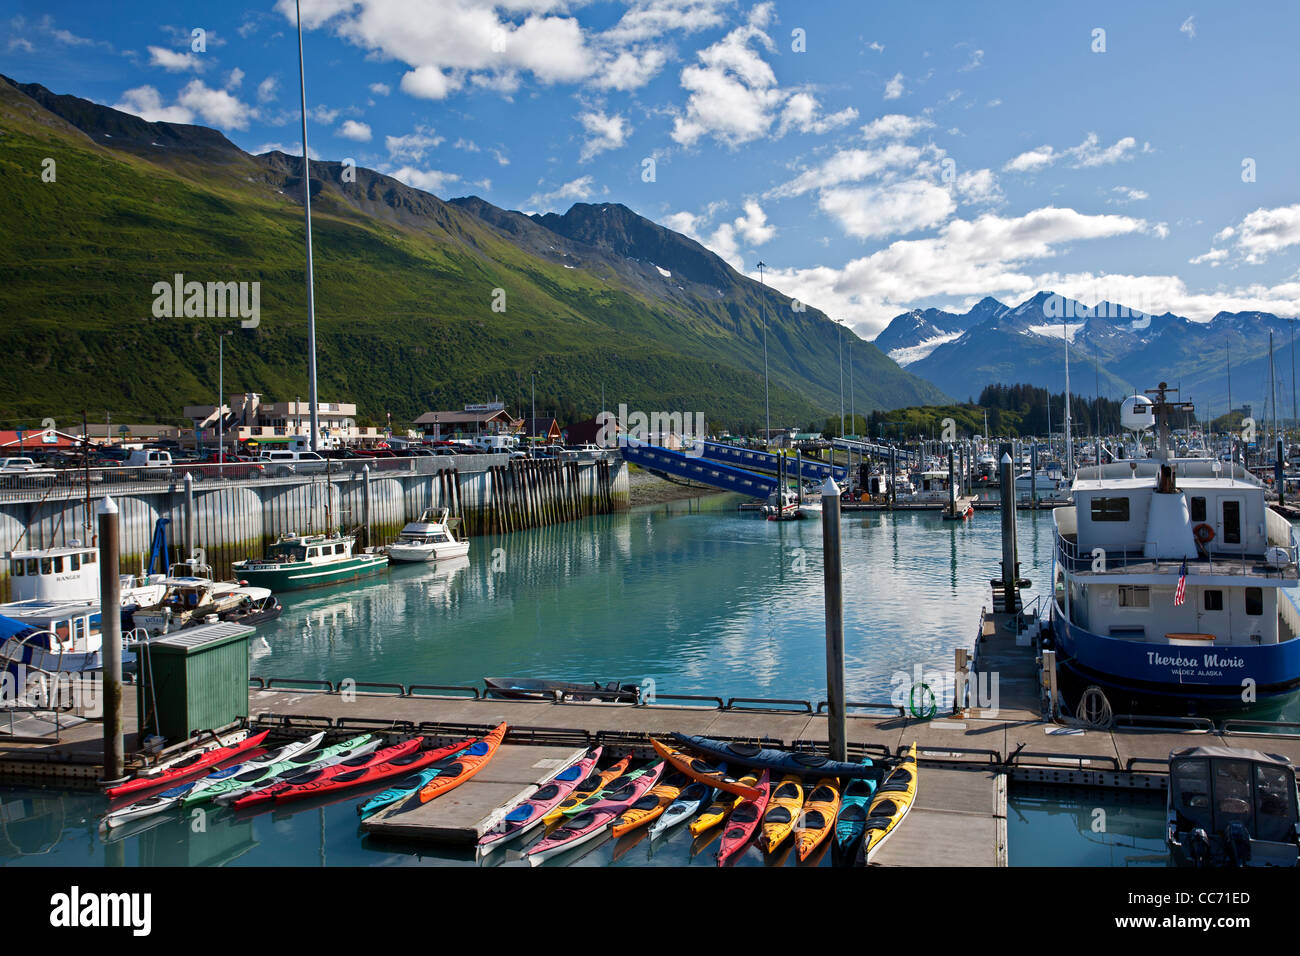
[0,457,56,483]
[257,450,330,476]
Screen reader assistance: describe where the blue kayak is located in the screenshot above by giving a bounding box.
[833,762,878,858]
[670,734,879,779]
[356,744,474,818]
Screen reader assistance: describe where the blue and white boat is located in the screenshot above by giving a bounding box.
[1051,382,1300,709]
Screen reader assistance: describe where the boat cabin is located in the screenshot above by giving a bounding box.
[264,533,355,565]
[1167,746,1299,867]
[5,545,99,603]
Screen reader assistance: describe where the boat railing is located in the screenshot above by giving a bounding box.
[1055,525,1296,579]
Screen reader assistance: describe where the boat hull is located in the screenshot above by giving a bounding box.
[1051,607,1300,703]
[230,555,388,592]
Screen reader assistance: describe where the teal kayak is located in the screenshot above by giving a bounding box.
[833,760,878,858]
[356,743,475,818]
[183,734,375,808]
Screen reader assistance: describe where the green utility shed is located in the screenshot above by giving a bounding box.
[135,622,253,741]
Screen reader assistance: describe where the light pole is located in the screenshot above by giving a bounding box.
[757,261,770,448]
[217,330,233,465]
[296,0,321,452]
[837,319,845,440]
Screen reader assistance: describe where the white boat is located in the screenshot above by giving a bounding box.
[762,488,803,520]
[3,542,167,609]
[385,509,470,563]
[131,562,275,636]
[1014,469,1066,495]
[898,469,961,505]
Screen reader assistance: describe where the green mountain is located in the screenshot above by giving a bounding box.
[0,74,947,433]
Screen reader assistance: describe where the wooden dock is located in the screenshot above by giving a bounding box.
[7,660,1300,864]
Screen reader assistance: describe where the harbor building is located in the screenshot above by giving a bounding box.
[182,393,383,450]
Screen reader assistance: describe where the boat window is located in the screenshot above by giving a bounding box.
[335,544,345,555]
[1118,586,1149,608]
[11,560,22,576]
[307,548,319,558]
[1090,497,1130,522]
[53,556,63,573]
[1213,760,1254,834]
[41,558,52,574]
[1190,496,1207,522]
[26,559,38,575]
[1223,500,1242,544]
[1204,590,1223,611]
[1255,764,1297,842]
[69,553,80,571]
[1245,588,1263,616]
[84,551,95,564]
[1171,758,1212,828]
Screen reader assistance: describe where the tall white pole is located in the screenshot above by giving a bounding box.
[218,333,223,465]
[296,0,321,452]
[758,261,770,448]
[1063,318,1072,477]
[838,321,845,439]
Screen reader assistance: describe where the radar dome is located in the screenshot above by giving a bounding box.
[1121,394,1154,432]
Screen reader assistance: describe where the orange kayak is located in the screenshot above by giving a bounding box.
[652,739,762,799]
[611,771,687,838]
[417,722,507,803]
[794,777,841,861]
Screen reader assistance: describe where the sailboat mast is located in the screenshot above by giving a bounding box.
[296,0,321,453]
[1063,317,1072,477]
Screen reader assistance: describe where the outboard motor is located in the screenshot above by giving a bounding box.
[1224,822,1252,867]
[1186,828,1211,867]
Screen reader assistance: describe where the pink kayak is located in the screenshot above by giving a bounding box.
[526,760,664,866]
[717,769,771,866]
[478,747,602,855]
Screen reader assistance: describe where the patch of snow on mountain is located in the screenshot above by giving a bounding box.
[655,266,671,277]
[888,331,966,366]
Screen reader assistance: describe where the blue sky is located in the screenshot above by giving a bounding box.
[4,0,1300,336]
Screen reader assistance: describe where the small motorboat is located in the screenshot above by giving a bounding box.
[484,677,640,703]
[385,508,471,563]
[1167,746,1299,867]
[131,562,274,635]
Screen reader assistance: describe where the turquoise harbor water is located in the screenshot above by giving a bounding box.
[0,494,1252,866]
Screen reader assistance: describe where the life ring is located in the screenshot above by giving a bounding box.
[1193,523,1215,545]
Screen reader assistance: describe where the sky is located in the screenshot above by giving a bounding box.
[4,0,1300,338]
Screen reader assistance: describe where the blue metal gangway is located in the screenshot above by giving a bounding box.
[619,441,778,496]
[699,441,848,482]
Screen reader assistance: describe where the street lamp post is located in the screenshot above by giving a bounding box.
[217,330,233,465]
[758,261,770,449]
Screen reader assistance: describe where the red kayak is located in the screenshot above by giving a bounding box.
[717,769,771,866]
[230,736,427,809]
[106,731,271,799]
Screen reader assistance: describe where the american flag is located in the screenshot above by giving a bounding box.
[1174,559,1188,606]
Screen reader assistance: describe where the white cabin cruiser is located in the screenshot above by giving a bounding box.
[131,562,276,635]
[385,509,470,563]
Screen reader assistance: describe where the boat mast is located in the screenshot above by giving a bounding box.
[296,0,321,453]
[1063,316,1072,477]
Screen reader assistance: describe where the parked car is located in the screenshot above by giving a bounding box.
[256,450,331,476]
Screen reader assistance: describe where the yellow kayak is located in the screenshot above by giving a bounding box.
[861,743,918,864]
[794,777,841,861]
[689,772,758,836]
[760,775,805,854]
[541,755,629,826]
[611,771,686,838]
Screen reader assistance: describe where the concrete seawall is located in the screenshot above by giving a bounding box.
[0,454,628,596]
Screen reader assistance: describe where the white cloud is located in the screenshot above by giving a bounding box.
[388,166,460,194]
[148,45,205,72]
[758,206,1151,333]
[958,48,984,71]
[819,181,956,239]
[765,142,926,199]
[866,40,884,52]
[860,113,934,141]
[309,104,340,124]
[734,198,776,245]
[663,198,775,271]
[955,168,1001,205]
[226,68,244,89]
[385,127,444,161]
[1180,16,1196,39]
[176,80,256,129]
[113,86,195,124]
[369,81,391,95]
[604,0,730,44]
[670,5,853,148]
[1189,248,1228,266]
[257,75,279,103]
[578,109,631,162]
[525,175,596,212]
[1109,186,1149,204]
[400,64,464,100]
[1216,204,1300,264]
[591,47,669,91]
[338,119,372,141]
[883,72,904,100]
[1004,133,1138,172]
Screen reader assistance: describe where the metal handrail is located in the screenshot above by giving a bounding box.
[406,684,481,699]
[725,697,814,713]
[1114,713,1216,733]
[342,681,406,696]
[816,700,906,717]
[1219,718,1300,737]
[639,693,725,709]
[1006,749,1122,772]
[265,677,336,692]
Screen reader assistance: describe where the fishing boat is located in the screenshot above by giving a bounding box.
[232,532,387,592]
[761,487,803,520]
[1050,382,1300,710]
[131,563,277,635]
[1166,746,1299,867]
[384,508,470,563]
